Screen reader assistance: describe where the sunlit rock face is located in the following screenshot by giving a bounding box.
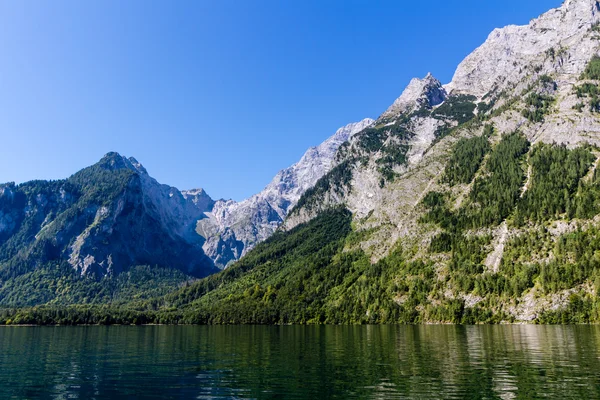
[197,118,375,268]
[283,0,600,268]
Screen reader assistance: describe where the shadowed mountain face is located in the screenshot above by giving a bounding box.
[0,152,217,281]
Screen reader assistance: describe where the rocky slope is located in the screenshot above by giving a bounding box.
[197,118,374,268]
[287,0,600,232]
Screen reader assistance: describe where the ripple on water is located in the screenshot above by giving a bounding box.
[0,325,600,399]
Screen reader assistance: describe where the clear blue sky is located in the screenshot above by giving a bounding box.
[0,0,560,201]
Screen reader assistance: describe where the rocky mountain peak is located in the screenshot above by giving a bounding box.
[563,0,599,13]
[96,152,148,175]
[446,0,600,98]
[181,188,214,211]
[381,73,446,119]
[332,118,375,141]
[182,188,209,197]
[127,157,148,175]
[297,118,375,167]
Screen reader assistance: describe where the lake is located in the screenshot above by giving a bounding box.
[0,325,599,399]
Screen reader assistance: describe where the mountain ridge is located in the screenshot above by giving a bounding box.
[197,118,374,268]
[5,0,600,325]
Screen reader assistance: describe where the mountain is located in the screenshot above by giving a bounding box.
[268,0,600,322]
[0,152,218,305]
[5,0,600,324]
[197,118,374,268]
[122,0,600,325]
[0,117,376,304]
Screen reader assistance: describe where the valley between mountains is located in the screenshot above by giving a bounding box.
[4,0,600,325]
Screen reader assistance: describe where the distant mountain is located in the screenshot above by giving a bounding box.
[0,152,218,304]
[197,118,374,268]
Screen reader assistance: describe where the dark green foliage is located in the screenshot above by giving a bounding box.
[488,95,520,119]
[0,154,135,272]
[6,123,600,325]
[68,154,135,207]
[420,191,454,230]
[356,123,412,154]
[581,55,600,80]
[592,97,600,113]
[301,121,414,194]
[575,83,600,97]
[422,138,598,312]
[448,234,492,293]
[433,124,452,140]
[356,126,388,153]
[464,132,530,228]
[570,168,600,219]
[521,93,554,123]
[432,97,482,142]
[432,95,477,124]
[158,207,355,323]
[0,180,79,277]
[8,199,600,324]
[0,208,356,325]
[443,135,491,186]
[429,232,452,253]
[539,74,556,87]
[539,226,600,292]
[574,83,600,112]
[537,293,599,324]
[515,144,595,223]
[421,191,445,209]
[376,142,410,184]
[477,101,495,116]
[0,152,218,302]
[292,93,484,213]
[472,228,552,298]
[421,133,530,299]
[450,235,490,275]
[473,224,600,309]
[159,226,501,325]
[353,121,414,185]
[0,264,190,308]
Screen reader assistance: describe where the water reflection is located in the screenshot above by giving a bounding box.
[0,325,599,399]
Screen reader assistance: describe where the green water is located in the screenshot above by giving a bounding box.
[1,325,599,399]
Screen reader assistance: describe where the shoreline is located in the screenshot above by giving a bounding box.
[2,322,599,327]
